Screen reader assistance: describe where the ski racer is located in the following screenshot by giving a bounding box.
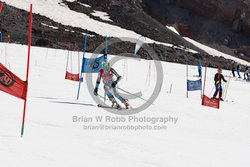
[93,61,130,109]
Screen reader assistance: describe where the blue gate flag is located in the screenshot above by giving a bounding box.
[81,55,106,73]
[187,79,202,91]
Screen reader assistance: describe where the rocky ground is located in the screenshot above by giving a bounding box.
[142,0,250,62]
[0,0,249,70]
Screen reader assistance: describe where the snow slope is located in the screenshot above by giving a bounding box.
[166,26,250,66]
[0,43,250,167]
[2,0,250,66]
[1,0,148,41]
[184,37,250,66]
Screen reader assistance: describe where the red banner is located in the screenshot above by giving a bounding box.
[202,94,220,109]
[0,63,27,100]
[65,71,80,81]
[0,3,3,13]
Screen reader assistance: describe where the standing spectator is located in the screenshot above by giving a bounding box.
[244,67,249,80]
[198,60,202,78]
[236,64,241,78]
[212,68,227,101]
[231,63,235,77]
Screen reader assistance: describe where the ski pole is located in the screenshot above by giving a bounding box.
[169,84,172,94]
[224,73,231,100]
[117,87,154,105]
[222,80,226,98]
[97,93,111,102]
[208,86,215,97]
[104,91,107,104]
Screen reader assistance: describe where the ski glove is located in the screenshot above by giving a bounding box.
[94,88,98,96]
[111,81,117,88]
[111,76,122,88]
[116,76,121,82]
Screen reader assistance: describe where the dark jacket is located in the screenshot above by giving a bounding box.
[237,65,240,71]
[214,73,227,85]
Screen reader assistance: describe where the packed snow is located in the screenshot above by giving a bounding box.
[1,2,250,166]
[0,43,250,167]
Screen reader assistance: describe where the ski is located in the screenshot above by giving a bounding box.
[192,75,201,78]
[97,104,133,110]
[210,97,235,103]
[97,104,123,110]
[223,100,235,103]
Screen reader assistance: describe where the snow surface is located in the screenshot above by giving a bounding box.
[166,26,250,66]
[184,37,250,66]
[166,26,180,35]
[2,0,250,65]
[91,10,113,22]
[77,2,91,8]
[0,43,250,167]
[41,23,59,30]
[1,0,149,41]
[65,0,76,2]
